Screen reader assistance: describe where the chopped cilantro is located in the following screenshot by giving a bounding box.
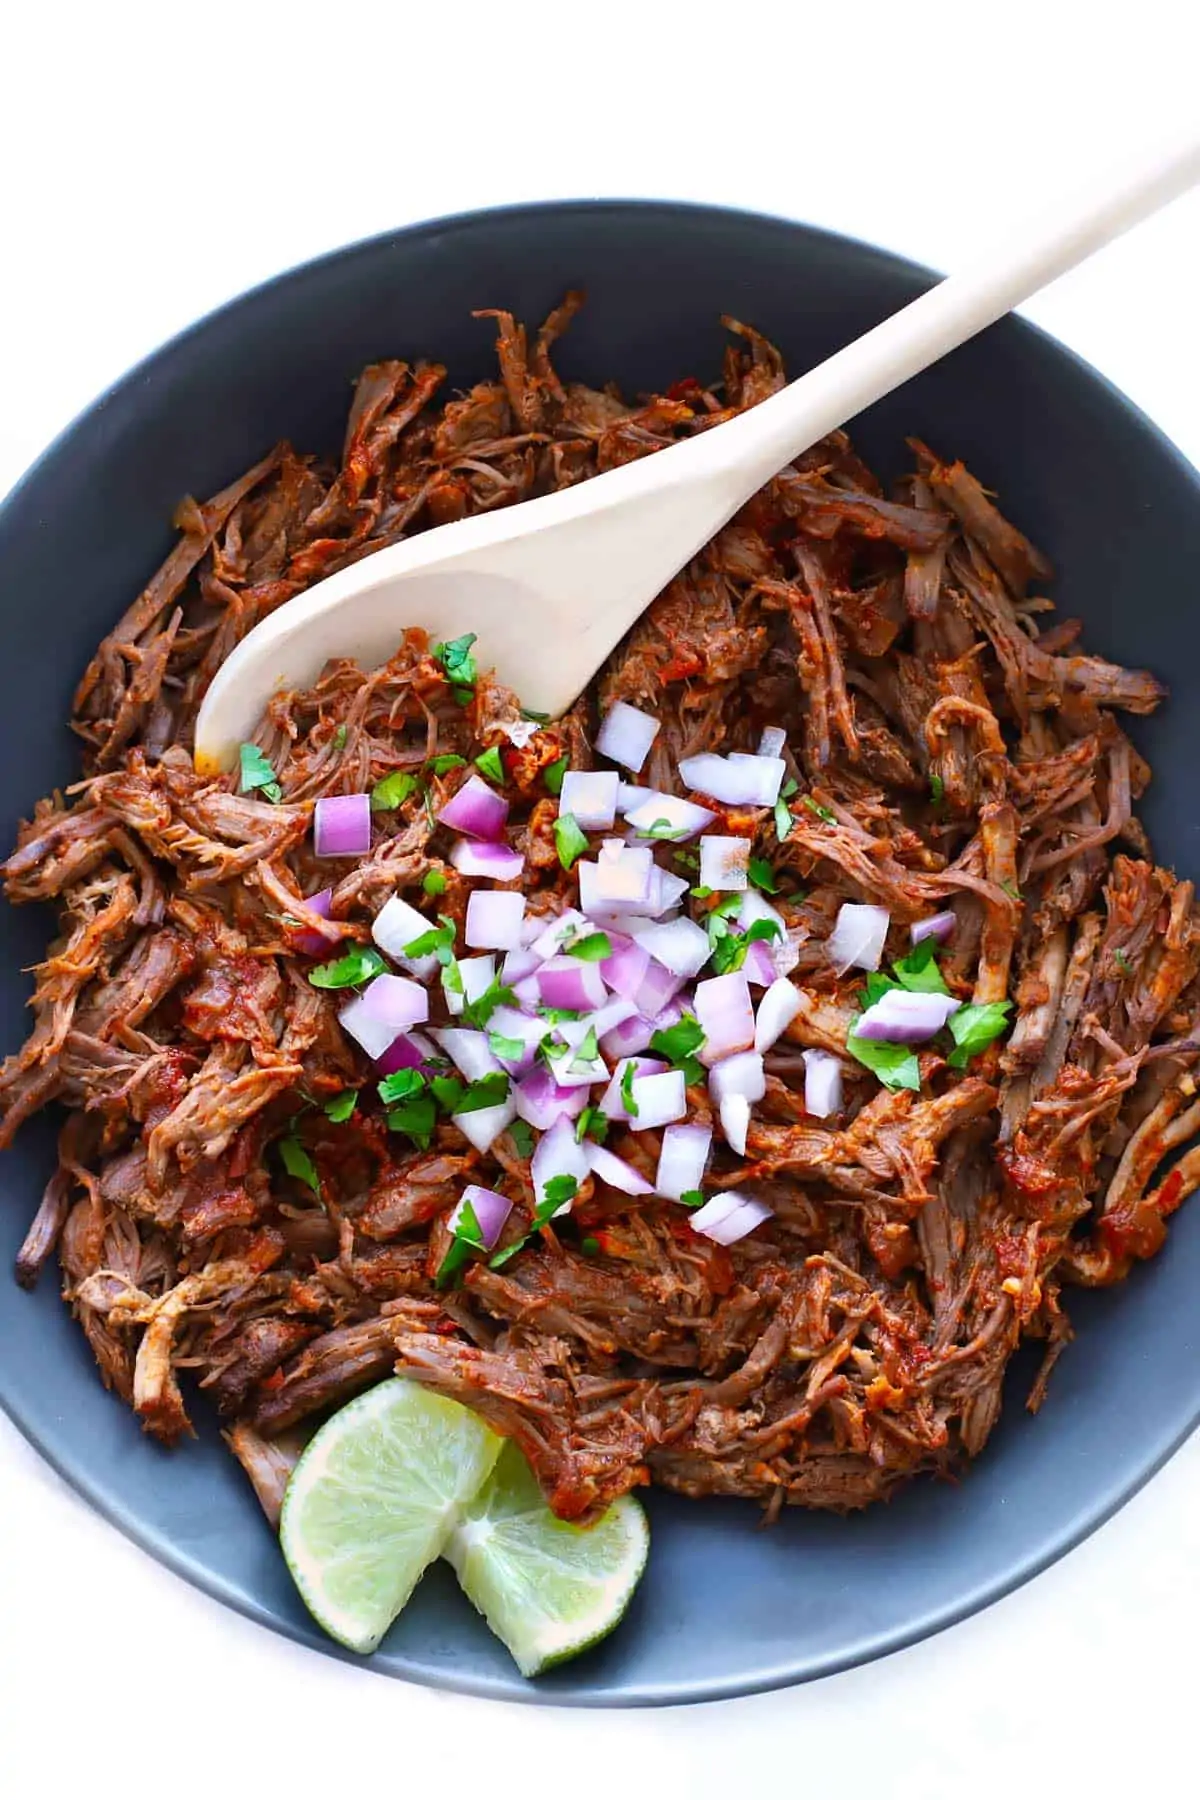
[332,724,348,752]
[674,848,700,871]
[570,1026,600,1071]
[929,772,945,807]
[845,1028,922,1093]
[1114,947,1133,977]
[554,812,589,871]
[802,795,837,825]
[537,1004,582,1024]
[370,770,418,811]
[650,1013,706,1086]
[238,742,281,804]
[542,1174,579,1211]
[507,1119,535,1158]
[565,931,611,962]
[430,1073,466,1114]
[403,914,457,966]
[423,869,447,897]
[428,753,468,776]
[279,1132,319,1193]
[748,857,779,894]
[710,916,781,977]
[461,977,517,1030]
[377,1069,427,1106]
[1001,879,1022,903]
[386,1094,437,1147]
[307,945,387,989]
[488,1031,527,1061]
[773,797,793,842]
[639,818,679,840]
[580,1236,601,1256]
[678,1189,706,1209]
[323,1089,358,1123]
[475,745,506,784]
[575,1106,608,1144]
[890,938,949,995]
[435,1198,484,1289]
[947,1000,1012,1069]
[544,755,569,796]
[432,633,478,690]
[453,1071,511,1114]
[620,1060,639,1116]
[521,707,551,723]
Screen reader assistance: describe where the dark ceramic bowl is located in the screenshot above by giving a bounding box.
[2,201,1199,1707]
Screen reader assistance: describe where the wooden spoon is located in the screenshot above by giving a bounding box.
[195,132,1200,772]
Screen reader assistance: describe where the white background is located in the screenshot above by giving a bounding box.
[2,5,1200,1795]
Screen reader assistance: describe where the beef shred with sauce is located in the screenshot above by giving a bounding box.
[2,295,1195,1526]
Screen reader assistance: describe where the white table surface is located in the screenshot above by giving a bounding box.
[3,7,1199,1794]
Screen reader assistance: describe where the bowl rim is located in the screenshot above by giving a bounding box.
[2,196,1199,1708]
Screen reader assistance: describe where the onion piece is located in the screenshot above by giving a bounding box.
[628,1069,687,1129]
[465,889,526,951]
[485,1004,553,1074]
[314,793,371,858]
[855,989,961,1044]
[633,957,686,1018]
[678,751,785,807]
[448,1184,512,1250]
[655,1123,712,1200]
[637,916,710,979]
[292,887,337,956]
[758,726,787,757]
[600,1056,667,1123]
[583,1142,655,1196]
[375,1029,438,1076]
[690,1191,772,1246]
[739,888,787,936]
[699,835,750,892]
[511,973,541,1008]
[442,953,495,1018]
[529,908,587,960]
[578,845,654,914]
[600,936,651,1002]
[450,838,525,882]
[586,996,638,1039]
[536,956,608,1012]
[649,868,689,915]
[827,902,890,974]
[742,939,777,988]
[802,1049,844,1118]
[596,700,660,773]
[500,946,540,985]
[436,774,510,841]
[371,892,440,979]
[719,1093,751,1155]
[514,1065,588,1129]
[531,1117,590,1215]
[559,769,619,830]
[500,717,540,749]
[911,909,958,946]
[754,976,803,1052]
[339,975,429,1059]
[599,1010,657,1060]
[693,971,755,1064]
[616,781,654,815]
[432,1028,502,1082]
[709,1051,766,1106]
[624,793,716,842]
[454,1097,517,1154]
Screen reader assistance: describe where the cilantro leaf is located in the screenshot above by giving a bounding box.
[475,745,505,784]
[238,742,281,804]
[427,753,467,776]
[537,1004,582,1024]
[575,1106,608,1144]
[890,938,949,995]
[554,812,589,871]
[929,772,945,807]
[947,1000,1012,1068]
[1114,947,1132,976]
[403,914,457,966]
[542,1174,579,1210]
[377,1069,427,1105]
[386,1094,437,1146]
[332,725,348,752]
[678,1189,705,1208]
[773,797,793,842]
[432,633,478,689]
[845,1028,922,1092]
[543,755,569,796]
[620,1060,639,1116]
[565,931,611,962]
[488,1031,526,1061]
[453,1071,511,1114]
[862,970,898,1007]
[650,1013,706,1086]
[307,945,387,989]
[436,1198,484,1289]
[710,917,780,977]
[638,817,679,840]
[461,978,517,1030]
[423,869,447,896]
[371,770,419,811]
[570,1025,599,1071]
[431,1073,466,1114]
[802,795,837,825]
[521,707,551,723]
[323,1089,358,1123]
[748,857,779,894]
[507,1119,535,1158]
[580,1236,601,1256]
[279,1132,319,1192]
[1001,879,1022,903]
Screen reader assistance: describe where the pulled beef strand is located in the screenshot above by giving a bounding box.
[1,297,1192,1526]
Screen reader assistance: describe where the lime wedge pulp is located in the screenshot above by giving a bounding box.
[444,1440,650,1676]
[280,1379,502,1653]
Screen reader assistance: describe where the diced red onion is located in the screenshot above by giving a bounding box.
[500,718,540,749]
[690,1191,773,1246]
[753,976,803,1052]
[655,1122,712,1200]
[911,909,958,946]
[314,793,371,858]
[449,1184,512,1251]
[432,1028,502,1082]
[678,752,785,807]
[648,868,689,916]
[339,975,429,1059]
[637,916,710,979]
[615,781,653,814]
[633,957,686,1018]
[586,996,638,1039]
[742,939,777,988]
[536,956,608,1012]
[529,908,586,960]
[699,835,750,893]
[827,902,890,975]
[600,936,651,1002]
[719,1093,751,1155]
[372,892,440,978]
[773,928,805,980]
[693,971,755,1064]
[511,973,541,1008]
[485,1004,553,1074]
[596,700,660,774]
[802,1049,844,1118]
[375,1029,438,1076]
[583,1142,655,1196]
[455,1096,517,1154]
[758,726,787,757]
[436,774,509,841]
[624,793,716,842]
[450,838,525,882]
[628,1068,687,1129]
[465,889,526,951]
[599,1011,657,1060]
[599,1056,667,1123]
[514,1065,588,1130]
[709,1051,766,1106]
[739,889,786,935]
[855,989,962,1044]
[539,1023,609,1089]
[559,769,619,831]
[443,954,496,1018]
[292,887,337,956]
[578,845,654,914]
[500,946,541,985]
[531,1118,590,1216]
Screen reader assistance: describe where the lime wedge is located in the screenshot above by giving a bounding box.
[280,1379,501,1653]
[444,1441,649,1676]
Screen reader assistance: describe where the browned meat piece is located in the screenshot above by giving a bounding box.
[224,1421,310,1529]
[251,1317,399,1434]
[912,441,1052,595]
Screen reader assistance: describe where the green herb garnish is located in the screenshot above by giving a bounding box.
[710,917,781,977]
[1001,879,1022,903]
[436,1198,484,1289]
[507,1119,535,1158]
[620,1060,639,1116]
[580,1236,601,1256]
[565,931,611,962]
[432,633,478,691]
[371,770,418,811]
[462,978,517,1031]
[475,745,506,784]
[423,869,447,897]
[488,1031,526,1062]
[332,725,348,752]
[570,1026,600,1071]
[453,1071,511,1115]
[386,1094,437,1147]
[845,1029,922,1093]
[890,938,949,995]
[377,1068,427,1106]
[802,795,837,825]
[323,1089,358,1123]
[929,772,945,807]
[575,1106,608,1145]
[430,1073,466,1114]
[543,754,569,796]
[1114,947,1132,976]
[690,885,715,900]
[428,753,468,776]
[554,812,589,871]
[239,742,281,804]
[537,1004,582,1024]
[748,857,779,894]
[279,1132,319,1192]
[946,1000,1012,1069]
[649,1013,706,1086]
[541,1174,579,1212]
[403,914,457,966]
[678,1189,705,1209]
[639,817,679,840]
[307,945,387,989]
